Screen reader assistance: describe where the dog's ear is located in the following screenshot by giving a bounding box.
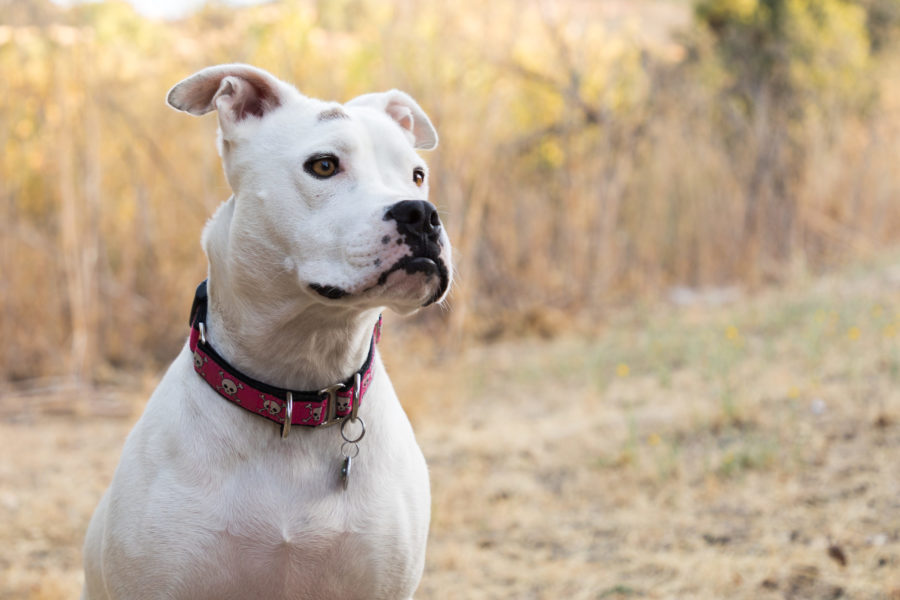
[166,64,285,131]
[347,90,438,150]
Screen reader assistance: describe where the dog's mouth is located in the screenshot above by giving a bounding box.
[309,283,350,300]
[310,253,449,307]
[376,254,449,306]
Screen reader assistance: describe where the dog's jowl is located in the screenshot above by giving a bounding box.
[81,64,451,600]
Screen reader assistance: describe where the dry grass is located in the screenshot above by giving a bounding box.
[6,0,900,383]
[2,255,900,599]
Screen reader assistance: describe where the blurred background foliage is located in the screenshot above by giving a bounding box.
[2,0,900,384]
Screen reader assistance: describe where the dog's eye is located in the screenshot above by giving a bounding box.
[304,155,340,179]
[413,168,425,187]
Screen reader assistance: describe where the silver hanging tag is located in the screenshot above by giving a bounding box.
[341,455,352,489]
[338,419,365,491]
[339,439,360,490]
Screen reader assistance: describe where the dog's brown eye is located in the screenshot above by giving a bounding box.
[413,168,425,187]
[305,155,340,179]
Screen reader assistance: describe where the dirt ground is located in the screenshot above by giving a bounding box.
[2,260,900,599]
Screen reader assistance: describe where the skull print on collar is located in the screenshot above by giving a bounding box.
[188,280,381,437]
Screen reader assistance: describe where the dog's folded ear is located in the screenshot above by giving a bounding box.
[167,64,286,127]
[347,90,438,150]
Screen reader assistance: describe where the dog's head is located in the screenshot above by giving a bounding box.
[167,64,451,314]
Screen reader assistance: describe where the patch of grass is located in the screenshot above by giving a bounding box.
[715,435,778,479]
[597,584,642,598]
[648,432,682,482]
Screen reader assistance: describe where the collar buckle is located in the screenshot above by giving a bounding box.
[318,383,346,427]
[281,392,294,439]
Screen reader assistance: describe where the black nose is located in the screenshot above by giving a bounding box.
[384,200,442,241]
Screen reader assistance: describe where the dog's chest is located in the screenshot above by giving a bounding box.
[142,460,425,600]
[154,387,429,599]
[192,502,417,599]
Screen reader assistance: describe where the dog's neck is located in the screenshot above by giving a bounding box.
[201,198,381,392]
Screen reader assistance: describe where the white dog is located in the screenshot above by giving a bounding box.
[82,64,451,600]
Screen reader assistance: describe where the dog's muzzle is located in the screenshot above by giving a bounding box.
[309,200,450,305]
[381,200,450,305]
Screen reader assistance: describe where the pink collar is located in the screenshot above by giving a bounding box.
[188,281,381,438]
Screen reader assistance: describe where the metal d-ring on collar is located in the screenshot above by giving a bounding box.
[282,392,294,439]
[351,372,361,421]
